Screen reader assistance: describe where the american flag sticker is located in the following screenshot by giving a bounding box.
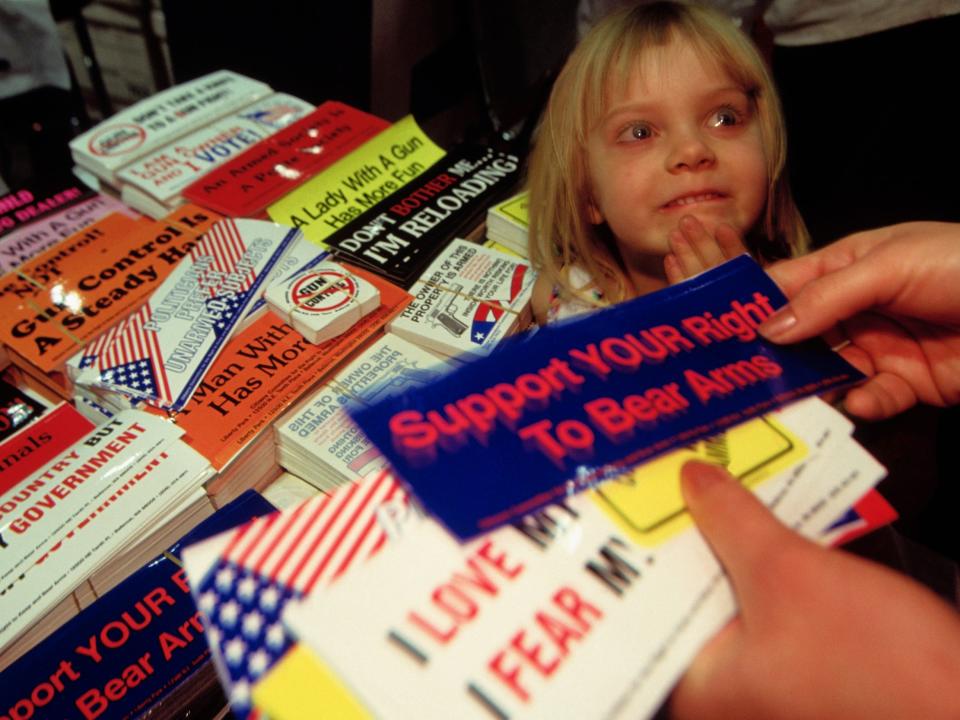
[182,470,415,719]
[470,262,529,346]
[97,303,173,403]
[239,93,314,130]
[81,219,300,411]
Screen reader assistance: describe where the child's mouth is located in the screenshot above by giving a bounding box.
[662,191,726,209]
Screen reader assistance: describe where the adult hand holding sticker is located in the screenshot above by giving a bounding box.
[673,222,960,720]
[670,460,960,720]
[350,256,863,540]
[760,222,960,420]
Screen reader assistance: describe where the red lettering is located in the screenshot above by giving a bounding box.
[599,337,642,371]
[456,394,498,438]
[514,373,552,404]
[143,586,175,616]
[540,357,585,390]
[681,315,724,345]
[553,586,603,629]
[104,678,125,701]
[568,344,610,377]
[488,650,529,702]
[510,628,559,676]
[407,540,525,646]
[76,689,108,720]
[100,620,130,649]
[486,585,603,705]
[389,410,436,450]
[486,383,526,426]
[537,609,584,655]
[475,540,524,579]
[584,397,634,442]
[554,420,594,458]
[623,394,658,422]
[649,324,696,354]
[518,420,566,466]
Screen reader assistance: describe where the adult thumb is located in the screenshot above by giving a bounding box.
[681,461,807,615]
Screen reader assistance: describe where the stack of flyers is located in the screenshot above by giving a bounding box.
[68,218,300,411]
[273,333,450,490]
[265,260,381,344]
[485,190,529,257]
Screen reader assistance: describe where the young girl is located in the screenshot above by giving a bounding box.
[527,1,809,323]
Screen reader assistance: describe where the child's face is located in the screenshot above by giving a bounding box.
[585,38,768,267]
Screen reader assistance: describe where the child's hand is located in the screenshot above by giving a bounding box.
[664,216,748,284]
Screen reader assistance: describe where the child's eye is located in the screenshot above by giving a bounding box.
[616,122,653,142]
[708,106,743,128]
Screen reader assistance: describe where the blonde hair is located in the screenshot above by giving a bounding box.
[527,1,809,306]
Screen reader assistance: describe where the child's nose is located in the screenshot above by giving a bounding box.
[666,132,716,172]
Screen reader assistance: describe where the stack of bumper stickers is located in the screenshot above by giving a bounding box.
[182,257,888,719]
[387,238,536,360]
[0,410,215,665]
[0,206,220,401]
[324,145,523,288]
[0,490,276,720]
[67,218,300,413]
[118,92,315,219]
[69,70,273,189]
[484,190,530,258]
[273,333,450,491]
[265,260,381,344]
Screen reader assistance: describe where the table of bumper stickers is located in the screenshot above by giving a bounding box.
[0,68,893,720]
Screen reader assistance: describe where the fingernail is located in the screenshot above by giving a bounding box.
[681,461,731,497]
[680,215,698,231]
[758,307,797,341]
